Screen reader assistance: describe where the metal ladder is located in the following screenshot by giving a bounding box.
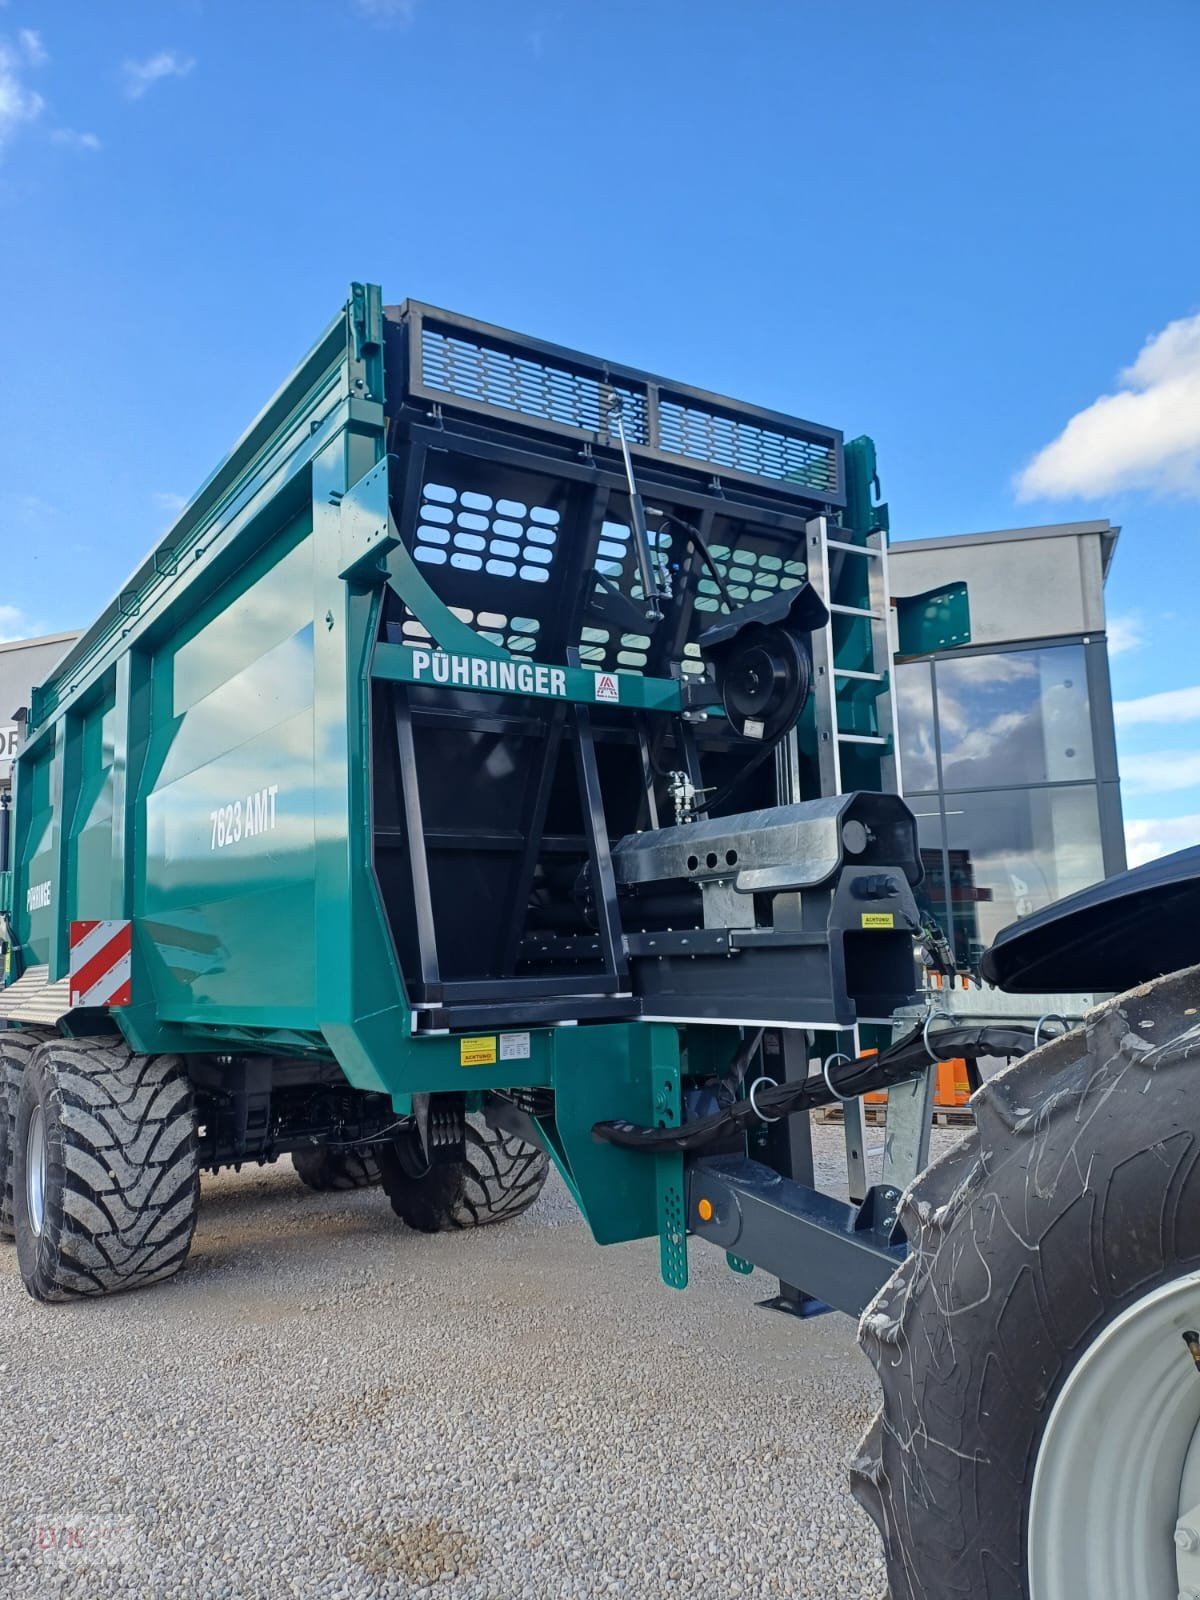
[801,508,938,1201]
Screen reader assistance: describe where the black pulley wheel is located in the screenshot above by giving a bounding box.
[719,624,811,741]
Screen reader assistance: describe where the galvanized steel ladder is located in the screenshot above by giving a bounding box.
[803,458,938,1209]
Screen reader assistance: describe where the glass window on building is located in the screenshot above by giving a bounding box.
[934,645,1095,788]
[896,641,1119,970]
[941,786,1105,968]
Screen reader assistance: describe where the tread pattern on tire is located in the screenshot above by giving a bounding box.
[14,1038,199,1302]
[0,1029,51,1239]
[291,1146,381,1191]
[852,964,1200,1600]
[378,1115,549,1232]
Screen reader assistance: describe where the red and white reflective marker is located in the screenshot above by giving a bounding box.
[69,920,133,1009]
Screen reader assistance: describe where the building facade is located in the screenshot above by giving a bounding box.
[0,633,81,796]
[890,519,1124,973]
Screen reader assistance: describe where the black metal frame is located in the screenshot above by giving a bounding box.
[370,345,843,1029]
[686,1157,905,1319]
[397,301,846,510]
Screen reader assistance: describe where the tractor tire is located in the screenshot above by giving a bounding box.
[0,1028,50,1240]
[12,1038,199,1302]
[377,1114,548,1232]
[853,963,1200,1599]
[291,1146,381,1191]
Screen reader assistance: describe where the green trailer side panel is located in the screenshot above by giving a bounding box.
[68,688,119,919]
[134,511,319,1031]
[311,422,412,1096]
[17,743,55,968]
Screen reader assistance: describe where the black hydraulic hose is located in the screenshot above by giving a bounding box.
[696,727,791,816]
[661,515,735,611]
[593,1023,1041,1154]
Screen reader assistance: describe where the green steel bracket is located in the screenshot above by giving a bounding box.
[844,435,890,537]
[651,1054,687,1290]
[0,872,10,922]
[348,282,384,404]
[726,1252,754,1276]
[339,458,399,583]
[386,533,508,660]
[533,1022,683,1261]
[895,582,972,657]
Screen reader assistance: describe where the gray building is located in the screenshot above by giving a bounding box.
[0,632,81,794]
[890,519,1124,972]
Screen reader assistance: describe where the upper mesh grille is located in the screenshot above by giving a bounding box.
[657,401,839,495]
[409,310,843,503]
[421,329,645,445]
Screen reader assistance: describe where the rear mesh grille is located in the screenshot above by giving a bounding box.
[421,329,645,445]
[657,401,839,495]
[409,309,843,504]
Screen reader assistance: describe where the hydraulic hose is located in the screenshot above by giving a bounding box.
[592,1023,1040,1154]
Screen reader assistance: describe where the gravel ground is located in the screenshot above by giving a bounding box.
[0,1118,963,1600]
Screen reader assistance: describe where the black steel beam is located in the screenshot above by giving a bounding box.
[686,1157,904,1319]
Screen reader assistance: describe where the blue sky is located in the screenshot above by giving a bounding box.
[1,0,1198,863]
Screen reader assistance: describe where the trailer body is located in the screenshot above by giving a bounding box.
[0,285,954,1293]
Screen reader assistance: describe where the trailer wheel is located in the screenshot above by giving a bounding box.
[12,1038,199,1302]
[377,1115,548,1232]
[853,964,1200,1600]
[291,1146,381,1191]
[0,1029,50,1240]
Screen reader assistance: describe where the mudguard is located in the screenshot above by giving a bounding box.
[981,843,1200,993]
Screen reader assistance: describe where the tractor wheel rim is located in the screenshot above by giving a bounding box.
[1028,1271,1200,1600]
[25,1104,47,1238]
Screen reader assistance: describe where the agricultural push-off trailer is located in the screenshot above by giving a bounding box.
[2,286,1199,1600]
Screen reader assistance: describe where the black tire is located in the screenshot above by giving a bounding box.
[291,1146,381,1191]
[13,1038,199,1302]
[0,1028,50,1240]
[853,964,1200,1599]
[377,1114,549,1232]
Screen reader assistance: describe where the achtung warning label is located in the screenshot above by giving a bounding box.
[860,912,895,929]
[460,1036,498,1067]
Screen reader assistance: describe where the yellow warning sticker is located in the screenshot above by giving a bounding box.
[460,1035,497,1067]
[861,912,895,929]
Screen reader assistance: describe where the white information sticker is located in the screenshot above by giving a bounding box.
[499,1031,532,1061]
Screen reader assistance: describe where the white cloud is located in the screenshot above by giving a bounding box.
[0,604,47,643]
[51,127,101,151]
[1121,751,1200,795]
[1115,685,1200,728]
[0,35,46,153]
[1106,614,1143,656]
[18,28,45,65]
[123,50,195,99]
[154,491,188,516]
[1125,814,1200,868]
[352,0,420,22]
[1017,312,1200,500]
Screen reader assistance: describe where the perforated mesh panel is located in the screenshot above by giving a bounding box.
[657,402,839,494]
[421,329,646,445]
[413,484,559,587]
[400,608,541,655]
[411,311,842,502]
[693,546,808,613]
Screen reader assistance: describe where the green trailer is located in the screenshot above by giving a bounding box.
[4,284,1199,1600]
